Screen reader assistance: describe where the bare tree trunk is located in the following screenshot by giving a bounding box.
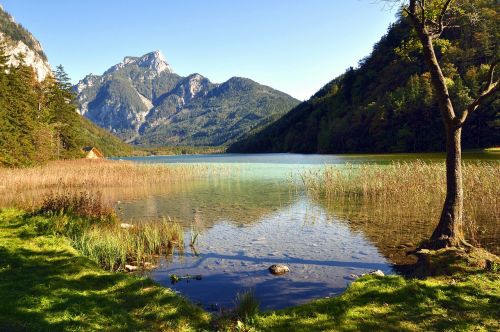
[430,125,465,248]
[417,29,466,248]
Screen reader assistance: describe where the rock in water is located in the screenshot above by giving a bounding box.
[347,270,385,280]
[269,264,290,275]
[368,270,385,277]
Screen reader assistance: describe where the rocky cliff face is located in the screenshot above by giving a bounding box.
[75,51,299,146]
[0,6,52,81]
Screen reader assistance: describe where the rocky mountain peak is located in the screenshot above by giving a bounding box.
[103,50,173,76]
[136,50,172,74]
[74,51,299,146]
[0,6,52,81]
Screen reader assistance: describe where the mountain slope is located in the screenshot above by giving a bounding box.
[75,52,300,147]
[0,5,51,81]
[76,116,134,157]
[229,0,499,153]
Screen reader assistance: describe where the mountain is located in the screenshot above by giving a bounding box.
[0,5,51,81]
[229,0,499,153]
[0,5,134,166]
[74,51,300,146]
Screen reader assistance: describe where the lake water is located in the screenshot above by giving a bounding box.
[114,152,499,311]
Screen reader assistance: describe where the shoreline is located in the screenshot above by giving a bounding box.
[1,209,498,331]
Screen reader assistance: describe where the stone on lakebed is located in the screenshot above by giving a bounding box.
[269,264,290,275]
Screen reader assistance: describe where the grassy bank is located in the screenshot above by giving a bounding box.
[143,145,227,156]
[32,191,185,272]
[0,209,210,331]
[1,209,499,331]
[254,261,500,331]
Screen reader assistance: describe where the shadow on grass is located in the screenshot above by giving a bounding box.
[0,222,209,331]
[256,274,500,332]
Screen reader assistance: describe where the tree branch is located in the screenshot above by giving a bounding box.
[409,0,417,17]
[404,0,424,32]
[486,59,499,88]
[436,0,454,36]
[419,0,426,24]
[458,60,499,125]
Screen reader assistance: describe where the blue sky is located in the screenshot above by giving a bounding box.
[1,1,398,100]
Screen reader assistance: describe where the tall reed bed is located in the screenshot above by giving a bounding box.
[0,159,224,191]
[301,161,499,246]
[34,191,184,271]
[0,159,233,208]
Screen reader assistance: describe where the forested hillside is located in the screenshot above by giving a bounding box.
[229,0,499,153]
[0,49,133,167]
[0,5,133,167]
[0,5,47,61]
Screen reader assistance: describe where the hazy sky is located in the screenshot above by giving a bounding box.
[2,1,398,100]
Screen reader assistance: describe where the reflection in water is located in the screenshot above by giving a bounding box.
[150,198,392,310]
[117,178,295,229]
[320,196,499,261]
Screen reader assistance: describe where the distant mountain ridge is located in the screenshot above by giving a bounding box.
[74,51,300,146]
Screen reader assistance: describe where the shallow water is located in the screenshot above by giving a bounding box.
[112,152,498,310]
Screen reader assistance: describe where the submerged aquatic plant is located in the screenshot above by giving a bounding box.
[190,223,200,247]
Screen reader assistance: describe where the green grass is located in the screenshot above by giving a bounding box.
[1,209,499,332]
[254,273,499,331]
[254,249,500,332]
[0,209,210,331]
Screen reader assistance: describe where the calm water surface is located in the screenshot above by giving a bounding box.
[114,153,499,311]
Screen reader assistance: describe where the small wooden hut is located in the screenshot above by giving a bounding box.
[82,146,104,159]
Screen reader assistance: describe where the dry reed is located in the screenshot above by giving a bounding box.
[0,159,222,191]
[301,161,500,246]
[0,159,231,208]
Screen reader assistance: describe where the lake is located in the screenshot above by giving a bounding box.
[112,152,499,311]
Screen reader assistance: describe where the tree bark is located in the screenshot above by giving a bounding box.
[430,125,465,248]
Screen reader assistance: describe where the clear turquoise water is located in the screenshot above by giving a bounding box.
[115,152,498,311]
